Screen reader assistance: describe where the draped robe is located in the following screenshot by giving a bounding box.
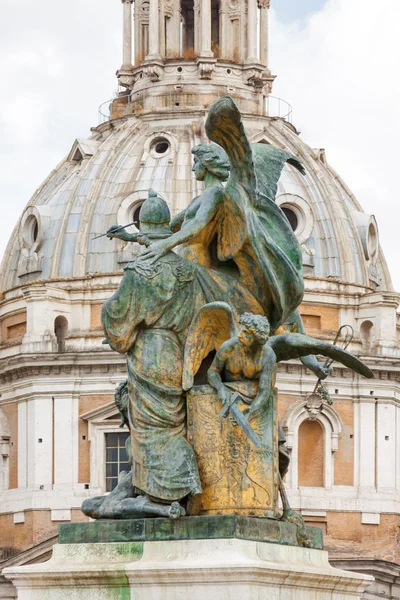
[102,252,262,501]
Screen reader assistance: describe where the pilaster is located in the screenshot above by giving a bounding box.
[146,0,162,60]
[358,399,376,490]
[258,0,270,66]
[245,0,258,63]
[200,0,213,57]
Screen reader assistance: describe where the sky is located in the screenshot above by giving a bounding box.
[0,0,399,291]
[273,0,326,23]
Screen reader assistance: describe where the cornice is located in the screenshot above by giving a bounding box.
[0,351,126,384]
[0,272,124,306]
[0,352,399,386]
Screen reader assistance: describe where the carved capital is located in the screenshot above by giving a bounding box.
[243,67,265,88]
[257,0,270,7]
[262,71,276,95]
[197,58,216,79]
[243,65,275,92]
[121,0,134,4]
[144,64,163,81]
[117,68,136,90]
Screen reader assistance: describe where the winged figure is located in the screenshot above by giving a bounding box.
[206,307,373,416]
[205,96,306,329]
[140,97,306,331]
[183,303,373,413]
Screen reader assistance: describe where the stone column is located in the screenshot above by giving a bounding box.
[219,0,228,59]
[259,0,270,66]
[146,0,161,59]
[358,400,376,489]
[170,0,181,57]
[246,0,258,62]
[134,0,141,65]
[121,0,134,67]
[200,0,213,57]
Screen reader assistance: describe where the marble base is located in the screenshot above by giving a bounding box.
[58,515,323,549]
[4,538,373,600]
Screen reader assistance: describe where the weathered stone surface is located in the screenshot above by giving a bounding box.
[3,538,373,600]
[59,515,323,549]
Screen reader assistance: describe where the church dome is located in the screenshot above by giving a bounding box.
[0,111,392,295]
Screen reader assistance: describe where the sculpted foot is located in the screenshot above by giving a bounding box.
[281,509,311,548]
[168,501,186,519]
[281,508,304,527]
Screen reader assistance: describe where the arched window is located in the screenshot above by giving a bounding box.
[360,320,374,354]
[298,420,325,487]
[282,400,343,491]
[54,316,68,353]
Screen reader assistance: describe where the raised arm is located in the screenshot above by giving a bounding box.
[106,226,140,243]
[284,310,331,380]
[170,209,187,233]
[140,186,223,263]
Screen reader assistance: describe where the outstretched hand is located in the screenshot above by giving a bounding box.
[106,225,129,241]
[314,364,332,380]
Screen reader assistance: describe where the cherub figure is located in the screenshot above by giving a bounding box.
[203,308,372,537]
[183,303,372,533]
[207,311,373,419]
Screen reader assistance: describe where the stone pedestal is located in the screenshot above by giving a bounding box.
[187,386,279,516]
[3,517,373,599]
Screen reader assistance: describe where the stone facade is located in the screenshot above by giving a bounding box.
[0,0,399,598]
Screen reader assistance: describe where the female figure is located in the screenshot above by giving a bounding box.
[142,144,232,272]
[86,190,262,519]
[141,97,306,331]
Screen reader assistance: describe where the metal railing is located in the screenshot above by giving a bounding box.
[264,96,293,123]
[98,91,130,124]
[98,91,293,124]
[98,99,112,124]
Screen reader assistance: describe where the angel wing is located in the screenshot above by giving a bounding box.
[251,143,305,208]
[206,96,256,191]
[205,96,305,329]
[268,333,373,379]
[205,96,305,207]
[182,302,238,391]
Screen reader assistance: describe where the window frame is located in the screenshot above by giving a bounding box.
[88,417,130,494]
[282,400,343,491]
[105,431,130,492]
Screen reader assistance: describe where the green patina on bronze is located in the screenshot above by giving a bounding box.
[80,96,373,550]
[59,516,323,549]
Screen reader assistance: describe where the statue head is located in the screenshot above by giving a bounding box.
[139,189,172,234]
[238,313,270,346]
[191,144,230,182]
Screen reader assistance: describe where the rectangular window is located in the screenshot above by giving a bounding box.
[105,432,130,492]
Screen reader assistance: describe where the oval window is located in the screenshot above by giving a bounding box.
[282,207,299,232]
[150,137,171,157]
[132,202,144,229]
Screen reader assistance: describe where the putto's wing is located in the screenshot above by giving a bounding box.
[268,333,374,379]
[182,302,238,391]
[205,96,256,192]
